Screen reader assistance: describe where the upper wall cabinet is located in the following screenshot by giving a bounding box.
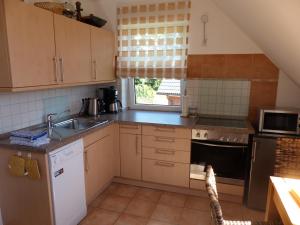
[0,0,57,88]
[0,0,116,91]
[91,27,115,82]
[54,14,93,84]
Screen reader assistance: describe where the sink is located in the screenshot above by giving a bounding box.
[49,117,109,140]
[54,117,109,130]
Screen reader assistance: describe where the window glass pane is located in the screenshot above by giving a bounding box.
[134,78,181,106]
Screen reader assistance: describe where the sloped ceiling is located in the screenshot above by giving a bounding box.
[212,0,300,86]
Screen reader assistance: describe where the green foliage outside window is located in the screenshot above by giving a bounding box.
[134,78,162,104]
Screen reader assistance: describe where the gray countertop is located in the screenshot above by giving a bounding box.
[0,110,254,153]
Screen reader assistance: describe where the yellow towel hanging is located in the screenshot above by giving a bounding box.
[8,155,25,177]
[25,158,41,180]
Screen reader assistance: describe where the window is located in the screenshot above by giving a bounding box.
[129,78,182,111]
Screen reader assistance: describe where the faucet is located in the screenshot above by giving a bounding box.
[47,113,57,137]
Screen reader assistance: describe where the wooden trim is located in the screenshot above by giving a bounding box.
[0,79,117,92]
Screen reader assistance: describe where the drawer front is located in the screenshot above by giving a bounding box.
[142,159,189,187]
[142,125,191,139]
[84,125,112,147]
[142,135,191,152]
[142,147,190,163]
[190,179,244,196]
[120,123,141,135]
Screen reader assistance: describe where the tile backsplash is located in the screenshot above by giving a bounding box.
[0,85,99,134]
[186,79,251,116]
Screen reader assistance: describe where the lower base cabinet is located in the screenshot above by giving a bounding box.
[142,159,190,187]
[84,126,115,204]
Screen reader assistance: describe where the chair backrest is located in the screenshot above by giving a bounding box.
[210,194,224,225]
[205,165,218,199]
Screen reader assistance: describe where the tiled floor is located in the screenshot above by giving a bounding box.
[80,182,264,225]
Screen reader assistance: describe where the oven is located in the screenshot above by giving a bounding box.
[190,129,249,185]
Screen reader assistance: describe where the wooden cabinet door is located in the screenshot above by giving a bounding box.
[91,27,115,82]
[120,133,141,180]
[54,14,92,84]
[5,0,57,87]
[84,134,114,204]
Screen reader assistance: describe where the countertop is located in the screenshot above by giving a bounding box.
[0,110,254,153]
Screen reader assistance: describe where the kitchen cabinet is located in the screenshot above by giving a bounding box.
[119,124,142,180]
[83,125,115,205]
[142,125,191,187]
[0,0,57,88]
[54,14,92,84]
[91,27,115,82]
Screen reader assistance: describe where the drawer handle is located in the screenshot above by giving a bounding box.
[84,151,89,172]
[120,125,139,130]
[155,148,175,155]
[155,137,175,143]
[155,127,175,133]
[155,161,175,167]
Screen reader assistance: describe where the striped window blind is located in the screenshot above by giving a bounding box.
[116,1,191,79]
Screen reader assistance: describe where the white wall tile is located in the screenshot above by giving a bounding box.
[0,84,108,134]
[186,79,251,116]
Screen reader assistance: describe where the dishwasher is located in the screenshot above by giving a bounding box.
[49,139,87,225]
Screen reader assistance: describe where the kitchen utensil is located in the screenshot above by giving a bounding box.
[79,98,90,116]
[88,98,100,116]
[81,14,107,28]
[34,2,65,15]
[109,100,122,113]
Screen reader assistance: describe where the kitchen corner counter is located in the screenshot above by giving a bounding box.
[0,110,254,153]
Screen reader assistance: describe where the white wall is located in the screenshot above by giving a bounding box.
[189,0,262,54]
[276,71,300,108]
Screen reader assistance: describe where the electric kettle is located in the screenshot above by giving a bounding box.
[88,98,100,116]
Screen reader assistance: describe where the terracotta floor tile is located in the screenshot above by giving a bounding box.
[90,192,107,208]
[99,194,131,212]
[135,188,163,203]
[219,201,244,220]
[80,208,119,225]
[159,192,187,207]
[184,196,210,212]
[151,204,183,224]
[147,220,177,225]
[178,208,210,225]
[114,213,148,225]
[125,198,157,218]
[112,184,140,198]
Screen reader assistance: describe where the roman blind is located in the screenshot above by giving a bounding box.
[117,1,191,79]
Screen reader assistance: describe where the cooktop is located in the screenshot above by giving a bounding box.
[196,117,248,129]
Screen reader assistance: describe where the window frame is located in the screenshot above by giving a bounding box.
[128,78,184,112]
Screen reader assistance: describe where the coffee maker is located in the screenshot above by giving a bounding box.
[97,86,122,113]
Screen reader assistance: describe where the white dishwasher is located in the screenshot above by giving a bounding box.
[49,139,87,225]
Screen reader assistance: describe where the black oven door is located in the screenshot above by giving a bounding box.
[191,140,248,184]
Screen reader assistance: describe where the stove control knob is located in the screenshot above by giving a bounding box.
[204,132,208,138]
[226,137,230,142]
[196,132,201,138]
[233,137,238,142]
[219,136,225,141]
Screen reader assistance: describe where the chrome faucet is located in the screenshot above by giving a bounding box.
[47,113,57,137]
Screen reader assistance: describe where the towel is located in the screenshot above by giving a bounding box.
[10,128,47,141]
[25,158,41,180]
[8,155,26,176]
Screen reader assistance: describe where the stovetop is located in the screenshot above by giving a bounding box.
[195,117,248,129]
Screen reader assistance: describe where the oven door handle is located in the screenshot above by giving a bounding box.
[191,141,246,149]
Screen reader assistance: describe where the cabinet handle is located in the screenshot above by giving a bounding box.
[59,57,64,82]
[93,60,97,80]
[252,141,257,163]
[53,57,58,82]
[155,161,175,167]
[155,148,175,155]
[120,125,139,130]
[155,137,175,143]
[155,127,175,133]
[84,151,89,172]
[135,135,139,155]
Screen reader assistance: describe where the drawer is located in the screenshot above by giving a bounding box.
[120,123,141,135]
[190,179,244,196]
[142,125,191,139]
[142,147,190,163]
[142,159,189,187]
[142,135,191,151]
[83,124,113,147]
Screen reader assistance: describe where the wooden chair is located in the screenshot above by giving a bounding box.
[205,165,282,225]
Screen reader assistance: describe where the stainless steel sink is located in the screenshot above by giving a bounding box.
[49,117,109,140]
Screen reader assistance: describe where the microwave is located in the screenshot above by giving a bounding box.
[258,108,300,135]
